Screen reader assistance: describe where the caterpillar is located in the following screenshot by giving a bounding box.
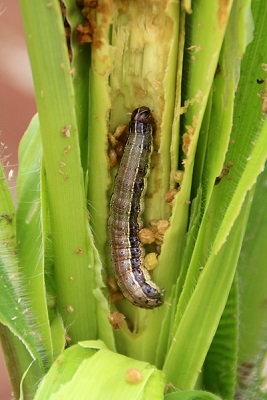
[109,106,164,309]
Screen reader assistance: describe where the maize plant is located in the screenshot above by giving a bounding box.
[0,0,267,399]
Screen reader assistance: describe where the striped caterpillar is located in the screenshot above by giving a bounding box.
[109,106,163,309]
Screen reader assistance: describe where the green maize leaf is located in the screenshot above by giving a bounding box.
[163,190,253,389]
[164,389,222,400]
[49,311,66,362]
[140,0,234,368]
[34,340,165,400]
[62,0,91,173]
[203,279,238,400]
[33,343,96,399]
[235,164,267,397]
[238,163,267,365]
[0,156,46,396]
[191,89,213,199]
[168,0,250,323]
[162,0,254,389]
[157,0,234,297]
[86,4,112,263]
[178,0,267,384]
[20,0,98,343]
[0,161,44,368]
[170,7,186,178]
[22,1,114,348]
[65,0,111,262]
[0,324,43,400]
[17,114,54,368]
[163,0,267,388]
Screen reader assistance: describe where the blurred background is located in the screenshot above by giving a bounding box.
[0,2,36,398]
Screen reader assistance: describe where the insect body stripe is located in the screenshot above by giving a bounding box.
[109,106,163,309]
